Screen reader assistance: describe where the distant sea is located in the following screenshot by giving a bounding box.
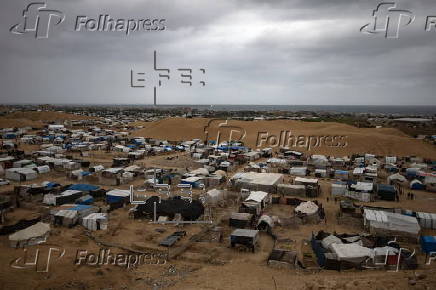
[21,103,436,116]
[133,105,436,115]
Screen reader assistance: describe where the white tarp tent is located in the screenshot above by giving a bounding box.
[364,209,420,238]
[9,222,50,248]
[245,191,269,203]
[205,189,226,205]
[230,172,284,192]
[352,167,364,175]
[416,212,436,230]
[294,177,318,185]
[387,173,406,184]
[331,183,347,196]
[310,155,329,168]
[5,168,37,181]
[82,213,108,231]
[43,190,82,206]
[289,167,307,176]
[54,210,78,227]
[314,169,327,177]
[343,182,373,202]
[295,201,318,215]
[385,156,397,164]
[35,165,50,174]
[330,243,372,263]
[322,235,343,252]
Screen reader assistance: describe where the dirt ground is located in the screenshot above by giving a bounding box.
[0,114,436,289]
[1,165,436,290]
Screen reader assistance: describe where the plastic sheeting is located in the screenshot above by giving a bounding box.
[364,209,421,237]
[295,201,318,215]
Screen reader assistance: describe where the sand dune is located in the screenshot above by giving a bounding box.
[131,118,436,158]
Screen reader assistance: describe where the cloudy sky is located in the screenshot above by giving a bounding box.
[1,0,435,105]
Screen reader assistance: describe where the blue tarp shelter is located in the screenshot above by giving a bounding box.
[68,184,100,192]
[421,236,436,254]
[76,195,94,205]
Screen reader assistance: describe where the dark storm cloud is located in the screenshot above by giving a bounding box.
[0,0,435,105]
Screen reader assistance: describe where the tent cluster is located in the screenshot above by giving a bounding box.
[310,231,418,271]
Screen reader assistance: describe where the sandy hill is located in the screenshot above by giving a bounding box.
[0,111,96,128]
[131,117,436,158]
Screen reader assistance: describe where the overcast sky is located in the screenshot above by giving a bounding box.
[1,0,435,105]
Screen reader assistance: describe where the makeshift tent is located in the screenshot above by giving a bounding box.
[335,170,349,180]
[53,210,78,227]
[385,156,397,164]
[364,209,420,240]
[257,215,274,232]
[352,167,365,176]
[43,190,82,206]
[277,184,306,197]
[310,155,329,168]
[314,169,327,178]
[13,160,33,168]
[406,168,420,179]
[76,195,94,205]
[331,183,347,196]
[230,229,259,252]
[68,184,100,192]
[346,182,373,202]
[67,204,98,219]
[82,213,108,231]
[0,216,41,235]
[245,191,270,209]
[229,212,253,228]
[416,212,436,230]
[387,173,407,185]
[180,176,204,188]
[9,222,50,248]
[89,165,105,173]
[5,168,37,181]
[376,184,397,201]
[289,167,307,176]
[410,179,425,190]
[420,236,436,254]
[295,201,320,223]
[321,235,343,252]
[134,196,204,220]
[42,181,60,189]
[35,165,50,174]
[294,177,318,186]
[105,189,130,204]
[330,243,372,264]
[205,189,226,206]
[230,172,284,193]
